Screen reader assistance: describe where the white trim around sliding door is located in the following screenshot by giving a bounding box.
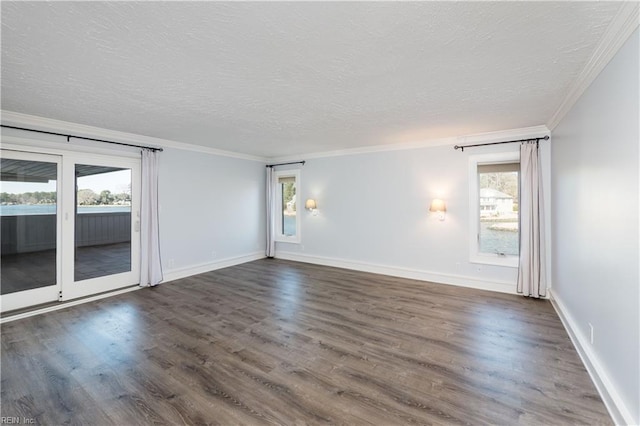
[61,153,141,301]
[0,149,63,313]
[1,142,142,312]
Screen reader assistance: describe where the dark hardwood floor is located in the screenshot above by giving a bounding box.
[1,259,611,425]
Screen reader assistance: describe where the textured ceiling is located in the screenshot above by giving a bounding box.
[1,2,623,157]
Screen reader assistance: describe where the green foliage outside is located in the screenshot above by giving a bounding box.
[282,182,296,211]
[77,189,131,206]
[479,172,518,198]
[1,189,131,206]
[0,191,56,205]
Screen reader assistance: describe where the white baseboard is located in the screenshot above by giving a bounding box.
[549,289,635,426]
[275,251,516,294]
[162,251,265,283]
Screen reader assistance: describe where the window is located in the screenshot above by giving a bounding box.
[469,152,519,267]
[274,169,301,243]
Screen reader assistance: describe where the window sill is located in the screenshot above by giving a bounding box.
[470,254,519,268]
[275,237,301,244]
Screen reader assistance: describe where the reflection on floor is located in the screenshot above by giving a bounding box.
[1,242,131,294]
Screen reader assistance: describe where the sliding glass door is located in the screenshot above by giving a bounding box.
[1,148,141,312]
[1,150,62,311]
[75,165,132,281]
[63,155,140,300]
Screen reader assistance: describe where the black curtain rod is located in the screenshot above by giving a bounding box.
[266,160,305,168]
[0,124,164,152]
[454,135,549,152]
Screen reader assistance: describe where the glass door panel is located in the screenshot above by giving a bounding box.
[75,165,132,281]
[1,150,61,312]
[62,155,140,301]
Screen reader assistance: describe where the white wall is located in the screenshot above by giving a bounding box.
[551,29,639,425]
[159,148,265,280]
[276,138,551,294]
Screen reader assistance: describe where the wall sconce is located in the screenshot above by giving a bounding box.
[305,199,318,216]
[429,199,446,221]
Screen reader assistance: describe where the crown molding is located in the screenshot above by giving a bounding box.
[0,110,268,162]
[547,2,640,130]
[1,110,550,164]
[268,136,457,163]
[268,125,550,163]
[455,125,550,145]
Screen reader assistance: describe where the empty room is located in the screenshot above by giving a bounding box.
[1,1,638,425]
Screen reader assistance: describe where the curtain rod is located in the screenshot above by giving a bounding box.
[0,124,164,152]
[454,135,549,152]
[266,160,305,168]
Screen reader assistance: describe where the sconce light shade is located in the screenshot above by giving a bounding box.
[429,199,446,213]
[305,199,317,210]
[429,199,446,220]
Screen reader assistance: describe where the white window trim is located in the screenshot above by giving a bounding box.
[469,152,519,268]
[274,169,301,244]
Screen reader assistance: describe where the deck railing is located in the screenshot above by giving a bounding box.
[1,212,131,255]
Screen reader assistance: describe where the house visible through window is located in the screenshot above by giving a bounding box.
[478,162,519,256]
[274,169,301,243]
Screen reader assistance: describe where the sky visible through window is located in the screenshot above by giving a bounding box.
[1,169,130,194]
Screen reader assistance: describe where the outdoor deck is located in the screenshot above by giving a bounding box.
[1,242,131,295]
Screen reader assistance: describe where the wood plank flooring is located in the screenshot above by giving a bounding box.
[1,259,612,425]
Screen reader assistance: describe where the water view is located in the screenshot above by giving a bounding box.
[0,204,131,216]
[283,215,296,236]
[479,221,519,256]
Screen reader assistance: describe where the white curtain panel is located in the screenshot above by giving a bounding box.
[265,167,276,257]
[517,142,546,298]
[140,149,163,287]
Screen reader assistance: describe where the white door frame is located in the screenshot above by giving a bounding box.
[0,149,63,312]
[61,153,141,300]
[1,145,141,312]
